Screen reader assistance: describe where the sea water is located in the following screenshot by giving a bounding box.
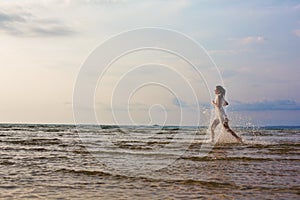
[0,124,299,199]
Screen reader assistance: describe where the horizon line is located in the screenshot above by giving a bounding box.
[0,122,300,128]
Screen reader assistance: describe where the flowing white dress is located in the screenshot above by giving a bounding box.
[214,94,227,124]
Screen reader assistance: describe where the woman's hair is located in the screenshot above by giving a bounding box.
[216,85,226,96]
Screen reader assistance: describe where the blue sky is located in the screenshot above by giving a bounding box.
[0,0,300,125]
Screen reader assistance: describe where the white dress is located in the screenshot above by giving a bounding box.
[214,94,227,123]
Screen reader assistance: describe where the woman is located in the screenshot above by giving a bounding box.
[211,85,242,143]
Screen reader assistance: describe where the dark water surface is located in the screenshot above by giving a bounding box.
[0,124,299,199]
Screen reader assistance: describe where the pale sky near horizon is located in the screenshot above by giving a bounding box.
[0,0,300,126]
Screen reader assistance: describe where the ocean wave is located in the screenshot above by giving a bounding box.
[3,138,62,146]
[55,167,239,189]
[100,125,120,129]
[162,126,180,131]
[181,156,274,161]
[55,168,127,179]
[0,160,15,166]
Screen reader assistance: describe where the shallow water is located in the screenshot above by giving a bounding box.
[0,124,299,199]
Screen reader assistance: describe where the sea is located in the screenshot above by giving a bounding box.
[0,124,299,199]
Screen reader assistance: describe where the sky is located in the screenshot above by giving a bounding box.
[0,0,300,126]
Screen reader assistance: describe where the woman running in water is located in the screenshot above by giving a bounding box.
[211,85,243,143]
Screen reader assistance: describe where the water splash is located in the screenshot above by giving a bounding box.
[213,114,261,145]
[216,128,241,144]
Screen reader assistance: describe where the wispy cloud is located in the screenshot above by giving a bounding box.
[0,9,76,37]
[208,49,238,55]
[221,69,240,78]
[292,4,300,10]
[229,36,266,45]
[293,29,300,37]
[228,99,300,111]
[70,0,127,5]
[172,98,189,108]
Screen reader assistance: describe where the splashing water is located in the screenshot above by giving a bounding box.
[216,128,241,144]
[212,114,261,145]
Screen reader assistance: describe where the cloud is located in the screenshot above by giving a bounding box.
[292,4,300,10]
[208,49,238,55]
[221,69,240,78]
[228,99,300,111]
[69,0,127,5]
[294,29,300,37]
[172,98,189,108]
[0,9,76,37]
[229,36,266,45]
[0,10,25,23]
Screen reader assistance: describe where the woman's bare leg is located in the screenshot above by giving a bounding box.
[210,119,220,142]
[223,121,243,143]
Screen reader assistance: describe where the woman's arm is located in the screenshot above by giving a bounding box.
[212,95,221,107]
